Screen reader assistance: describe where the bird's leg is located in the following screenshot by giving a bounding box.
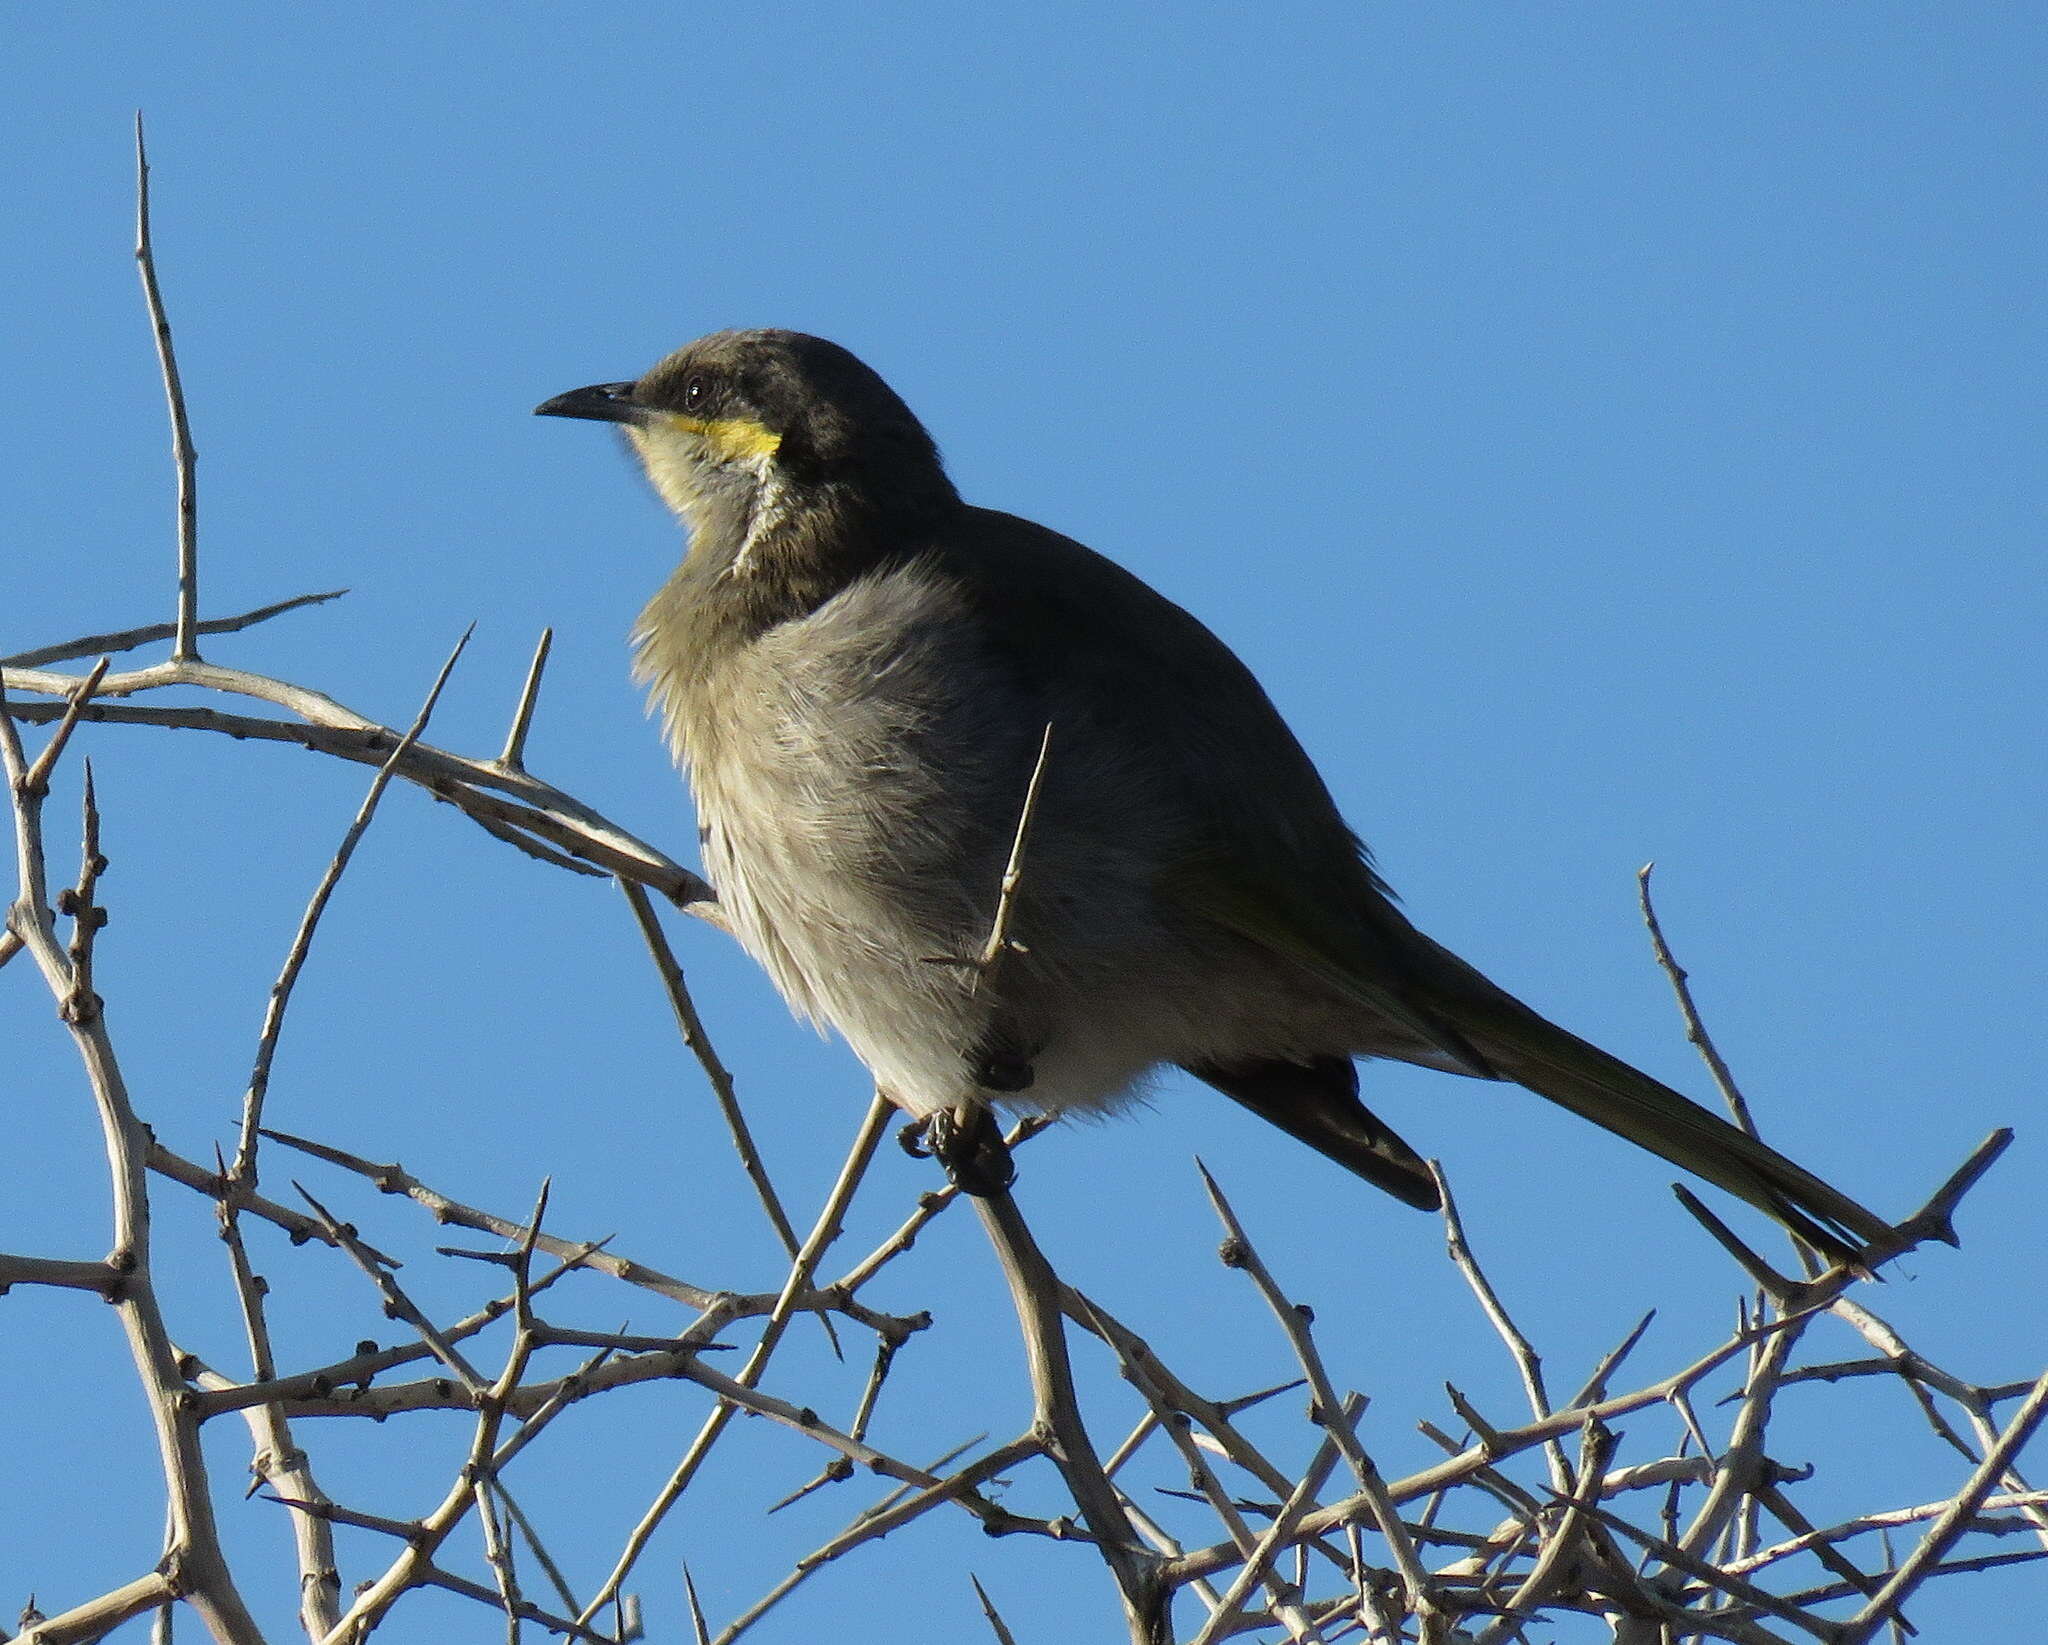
[912,1102,1017,1196]
[968,1018,1038,1094]
[897,1025,1036,1173]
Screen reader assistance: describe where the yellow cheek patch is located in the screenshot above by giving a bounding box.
[659,412,782,466]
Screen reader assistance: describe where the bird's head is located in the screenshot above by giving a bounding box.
[536,330,956,546]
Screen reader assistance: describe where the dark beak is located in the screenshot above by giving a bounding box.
[534,381,647,424]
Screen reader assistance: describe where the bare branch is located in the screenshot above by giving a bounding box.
[6,1573,177,1645]
[1430,1161,1567,1492]
[0,1253,123,1295]
[1842,1365,2048,1642]
[971,1186,1165,1643]
[1185,1395,1358,1645]
[577,1095,896,1632]
[20,659,109,800]
[294,1183,488,1393]
[133,115,200,663]
[978,720,1053,975]
[0,664,713,908]
[4,656,264,1645]
[1637,862,1757,1135]
[258,1125,718,1309]
[1886,1128,2013,1251]
[147,1138,395,1260]
[216,1152,343,1639]
[1197,1163,1437,1632]
[618,878,820,1319]
[232,627,473,1184]
[1566,1309,1658,1409]
[0,588,347,670]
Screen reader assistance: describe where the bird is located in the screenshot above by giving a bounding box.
[536,328,1890,1264]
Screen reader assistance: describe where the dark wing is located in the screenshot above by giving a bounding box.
[939,510,1891,1263]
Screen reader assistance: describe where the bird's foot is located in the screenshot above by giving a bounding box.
[901,1104,1016,1196]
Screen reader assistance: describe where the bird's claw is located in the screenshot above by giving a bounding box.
[904,1105,1017,1196]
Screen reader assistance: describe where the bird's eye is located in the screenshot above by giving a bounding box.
[683,375,710,410]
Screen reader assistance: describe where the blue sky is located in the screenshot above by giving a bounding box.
[3,6,2043,1641]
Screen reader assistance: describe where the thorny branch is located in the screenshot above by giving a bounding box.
[8,574,2037,1645]
[4,137,2037,1645]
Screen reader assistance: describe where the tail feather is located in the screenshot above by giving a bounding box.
[1457,997,1891,1265]
[1181,867,1890,1263]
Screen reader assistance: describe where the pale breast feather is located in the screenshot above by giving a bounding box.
[678,559,1018,1026]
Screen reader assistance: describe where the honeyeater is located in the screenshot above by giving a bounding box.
[537,328,1889,1264]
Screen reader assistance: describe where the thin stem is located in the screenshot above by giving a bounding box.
[232,627,473,1184]
[1636,862,1756,1136]
[0,588,346,670]
[617,879,817,1301]
[970,1188,1164,1644]
[133,115,200,663]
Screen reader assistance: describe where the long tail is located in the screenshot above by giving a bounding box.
[1448,984,1891,1266]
